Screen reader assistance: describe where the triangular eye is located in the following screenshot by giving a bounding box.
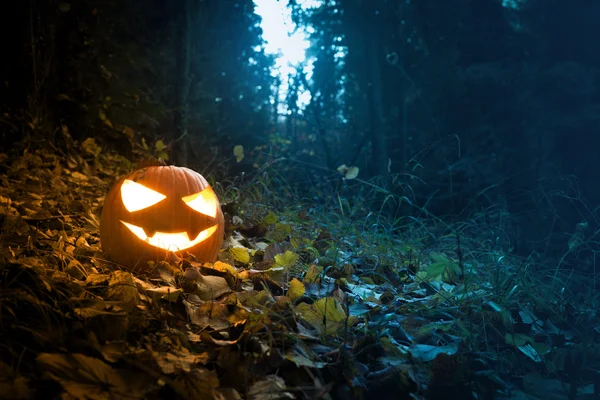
[182,187,218,217]
[120,179,166,212]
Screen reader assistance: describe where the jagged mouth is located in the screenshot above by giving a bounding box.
[121,221,218,251]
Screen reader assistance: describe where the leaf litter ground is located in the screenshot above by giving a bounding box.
[0,141,597,400]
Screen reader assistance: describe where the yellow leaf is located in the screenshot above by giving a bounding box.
[212,261,237,276]
[296,297,349,335]
[345,166,359,180]
[241,290,274,308]
[287,278,305,302]
[122,126,134,139]
[290,237,301,248]
[303,265,321,284]
[275,223,291,234]
[155,139,167,152]
[263,212,278,225]
[81,137,101,157]
[274,250,299,267]
[230,247,250,264]
[264,266,286,282]
[98,109,113,128]
[57,93,72,101]
[233,145,244,162]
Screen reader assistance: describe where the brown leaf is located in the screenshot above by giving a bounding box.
[199,331,242,347]
[107,270,139,311]
[173,367,220,400]
[183,298,248,330]
[196,274,231,300]
[0,361,32,399]
[37,353,151,399]
[145,286,182,302]
[248,375,294,399]
[154,350,210,374]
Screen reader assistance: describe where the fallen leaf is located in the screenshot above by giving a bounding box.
[263,212,278,225]
[107,270,139,311]
[274,250,299,267]
[230,246,250,264]
[146,286,182,302]
[303,265,321,284]
[37,353,150,399]
[233,145,244,162]
[296,297,350,335]
[98,109,113,128]
[155,351,210,374]
[183,298,249,330]
[284,352,327,369]
[344,166,359,180]
[287,278,305,302]
[0,361,32,399]
[248,375,294,399]
[196,274,231,300]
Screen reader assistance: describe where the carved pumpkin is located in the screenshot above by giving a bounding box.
[100,166,224,270]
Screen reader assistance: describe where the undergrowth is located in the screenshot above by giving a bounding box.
[0,128,599,399]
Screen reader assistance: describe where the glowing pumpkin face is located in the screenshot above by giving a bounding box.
[99,166,224,271]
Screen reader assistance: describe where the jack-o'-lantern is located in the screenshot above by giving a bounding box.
[100,165,224,271]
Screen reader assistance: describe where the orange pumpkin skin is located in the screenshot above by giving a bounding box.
[99,166,224,272]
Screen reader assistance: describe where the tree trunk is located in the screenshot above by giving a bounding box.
[173,0,192,166]
[365,27,390,185]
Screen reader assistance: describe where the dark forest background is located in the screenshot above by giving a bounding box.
[2,0,600,265]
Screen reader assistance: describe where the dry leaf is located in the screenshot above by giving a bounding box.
[37,353,150,399]
[154,351,209,374]
[233,145,244,162]
[296,297,350,335]
[287,278,305,302]
[146,286,182,302]
[196,275,231,300]
[303,265,321,284]
[248,375,293,399]
[230,247,250,264]
[107,270,139,311]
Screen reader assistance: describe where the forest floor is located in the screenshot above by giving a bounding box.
[0,138,598,400]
